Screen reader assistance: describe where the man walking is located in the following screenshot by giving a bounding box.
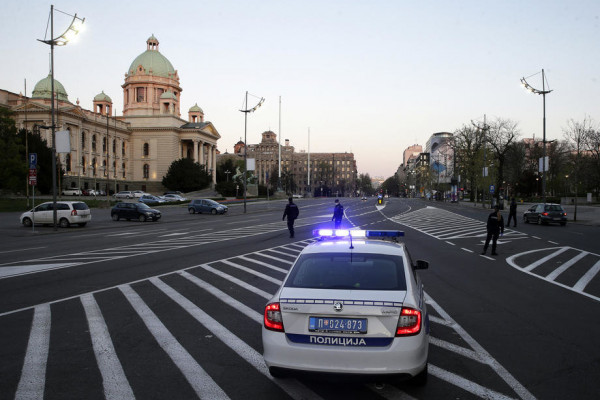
[282,197,299,238]
[332,199,344,229]
[482,205,504,256]
[506,197,517,227]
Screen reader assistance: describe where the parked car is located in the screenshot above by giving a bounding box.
[162,194,187,202]
[20,201,91,228]
[62,187,82,196]
[188,199,228,214]
[111,202,161,222]
[523,203,567,226]
[114,191,134,199]
[292,194,303,199]
[164,191,184,196]
[132,190,147,198]
[139,194,165,205]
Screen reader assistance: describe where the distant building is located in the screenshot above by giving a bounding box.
[221,131,357,196]
[1,35,220,194]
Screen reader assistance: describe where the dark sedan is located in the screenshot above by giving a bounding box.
[188,199,228,214]
[523,203,567,226]
[111,202,161,222]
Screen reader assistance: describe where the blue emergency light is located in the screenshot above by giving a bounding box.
[312,229,404,238]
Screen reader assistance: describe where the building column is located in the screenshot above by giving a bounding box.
[193,139,199,163]
[211,145,217,185]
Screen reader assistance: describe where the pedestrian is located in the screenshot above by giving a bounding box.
[506,197,517,227]
[282,197,299,238]
[332,199,344,229]
[482,205,504,256]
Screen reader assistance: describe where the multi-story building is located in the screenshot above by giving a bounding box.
[225,131,357,196]
[1,35,220,194]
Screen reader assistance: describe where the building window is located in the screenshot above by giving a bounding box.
[122,142,126,156]
[136,87,145,102]
[103,137,107,153]
[81,132,86,149]
[82,157,86,174]
[92,158,96,176]
[103,160,107,176]
[92,135,97,151]
[143,164,149,179]
[122,163,126,178]
[113,139,116,154]
[65,154,71,172]
[143,143,149,157]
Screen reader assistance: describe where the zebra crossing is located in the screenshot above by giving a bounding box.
[1,240,532,400]
[388,206,527,241]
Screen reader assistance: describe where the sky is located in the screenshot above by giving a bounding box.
[1,0,599,178]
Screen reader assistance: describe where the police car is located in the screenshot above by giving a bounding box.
[262,229,430,384]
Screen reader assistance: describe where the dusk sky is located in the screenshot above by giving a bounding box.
[1,0,598,178]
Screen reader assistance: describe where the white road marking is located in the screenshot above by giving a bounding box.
[119,284,229,399]
[15,304,51,400]
[573,260,600,292]
[0,246,47,254]
[81,294,134,400]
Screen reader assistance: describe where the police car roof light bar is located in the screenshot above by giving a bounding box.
[312,229,404,239]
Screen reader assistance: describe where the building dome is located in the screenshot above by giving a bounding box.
[94,91,112,102]
[127,35,175,78]
[189,103,203,113]
[32,74,69,101]
[160,91,177,100]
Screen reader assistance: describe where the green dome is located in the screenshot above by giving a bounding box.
[128,36,175,78]
[94,91,112,102]
[189,103,203,113]
[160,91,177,100]
[32,74,69,101]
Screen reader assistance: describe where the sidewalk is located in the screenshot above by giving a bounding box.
[440,199,600,227]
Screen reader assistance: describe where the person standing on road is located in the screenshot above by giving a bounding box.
[506,197,517,227]
[283,197,300,238]
[332,199,344,229]
[482,205,504,256]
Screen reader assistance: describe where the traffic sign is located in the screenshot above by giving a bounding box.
[489,184,495,194]
[29,153,37,169]
[28,168,37,186]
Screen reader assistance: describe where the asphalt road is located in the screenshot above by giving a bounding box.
[0,198,599,399]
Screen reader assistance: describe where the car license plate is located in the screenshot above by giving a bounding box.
[553,217,560,220]
[308,316,367,334]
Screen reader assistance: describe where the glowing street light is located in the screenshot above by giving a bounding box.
[521,69,552,204]
[239,92,264,213]
[38,5,85,229]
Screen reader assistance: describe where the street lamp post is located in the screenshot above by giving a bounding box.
[38,5,84,230]
[225,170,231,182]
[239,91,264,213]
[521,69,552,204]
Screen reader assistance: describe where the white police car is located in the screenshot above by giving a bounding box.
[262,229,430,384]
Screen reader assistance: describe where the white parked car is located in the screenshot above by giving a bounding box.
[262,229,430,385]
[61,187,82,196]
[132,190,147,198]
[20,201,91,228]
[114,191,134,199]
[161,194,187,202]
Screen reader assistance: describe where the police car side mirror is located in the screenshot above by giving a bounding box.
[414,260,429,270]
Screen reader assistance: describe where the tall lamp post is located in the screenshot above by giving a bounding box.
[38,5,84,230]
[521,69,552,204]
[239,91,264,213]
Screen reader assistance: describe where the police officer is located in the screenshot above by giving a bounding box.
[482,205,504,256]
[282,197,299,238]
[332,199,344,229]
[506,197,517,227]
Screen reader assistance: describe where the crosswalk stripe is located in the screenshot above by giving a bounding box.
[573,260,600,292]
[151,277,325,400]
[119,285,229,399]
[15,304,51,400]
[81,294,134,400]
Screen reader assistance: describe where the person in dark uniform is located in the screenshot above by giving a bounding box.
[282,197,299,238]
[482,205,504,256]
[506,197,517,227]
[332,199,344,229]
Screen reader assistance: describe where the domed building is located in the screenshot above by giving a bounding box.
[1,35,220,194]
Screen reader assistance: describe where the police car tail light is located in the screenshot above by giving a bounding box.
[542,212,549,216]
[264,302,284,332]
[395,307,421,336]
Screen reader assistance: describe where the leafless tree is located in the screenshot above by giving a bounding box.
[485,118,521,204]
[453,124,485,201]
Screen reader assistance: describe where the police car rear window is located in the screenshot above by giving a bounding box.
[285,253,406,290]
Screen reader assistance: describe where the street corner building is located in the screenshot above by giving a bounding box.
[0,35,221,194]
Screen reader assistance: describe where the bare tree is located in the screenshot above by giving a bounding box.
[453,124,485,202]
[485,118,521,205]
[563,116,597,220]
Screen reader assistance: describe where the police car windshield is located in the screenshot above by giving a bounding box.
[285,253,407,290]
